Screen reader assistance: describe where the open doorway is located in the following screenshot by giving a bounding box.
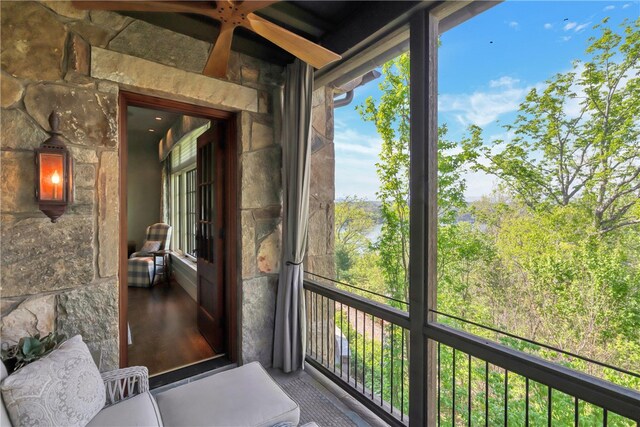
[119,93,238,381]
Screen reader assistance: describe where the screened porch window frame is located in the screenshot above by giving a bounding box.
[314,3,504,425]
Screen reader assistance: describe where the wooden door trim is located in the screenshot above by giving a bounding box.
[225,117,238,363]
[118,93,128,369]
[118,90,239,368]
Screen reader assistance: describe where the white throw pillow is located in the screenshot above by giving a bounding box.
[1,335,105,427]
[140,240,162,254]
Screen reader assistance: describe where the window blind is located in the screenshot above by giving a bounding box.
[170,123,210,172]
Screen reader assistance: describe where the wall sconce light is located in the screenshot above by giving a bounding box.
[35,111,74,223]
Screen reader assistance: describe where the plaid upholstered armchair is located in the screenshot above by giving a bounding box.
[128,223,172,287]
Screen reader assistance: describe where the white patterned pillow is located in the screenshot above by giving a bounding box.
[1,335,105,427]
[140,240,162,254]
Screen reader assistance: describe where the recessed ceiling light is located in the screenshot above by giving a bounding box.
[155,117,162,121]
[148,128,155,132]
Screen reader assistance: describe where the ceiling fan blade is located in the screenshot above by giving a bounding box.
[236,1,279,14]
[242,13,341,69]
[72,1,217,17]
[203,22,236,78]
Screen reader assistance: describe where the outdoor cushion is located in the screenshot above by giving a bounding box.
[0,363,12,427]
[88,392,163,427]
[1,335,105,427]
[155,361,300,427]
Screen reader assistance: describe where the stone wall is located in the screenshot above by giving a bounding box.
[307,87,335,280]
[0,1,286,369]
[306,87,336,365]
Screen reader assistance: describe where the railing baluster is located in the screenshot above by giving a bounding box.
[437,342,441,427]
[333,299,336,373]
[574,397,579,427]
[380,319,384,407]
[548,387,552,427]
[371,315,375,399]
[355,308,358,388]
[603,409,607,427]
[401,327,405,421]
[390,323,394,415]
[321,296,325,365]
[309,290,313,357]
[315,291,318,359]
[453,347,456,424]
[504,370,508,427]
[306,290,310,356]
[347,306,351,380]
[326,296,330,368]
[468,353,472,427]
[340,302,343,377]
[485,361,489,427]
[525,378,529,427]
[363,313,366,394]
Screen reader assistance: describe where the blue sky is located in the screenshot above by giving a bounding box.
[333,0,639,201]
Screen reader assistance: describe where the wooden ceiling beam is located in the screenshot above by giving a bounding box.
[254,2,332,40]
[320,1,432,57]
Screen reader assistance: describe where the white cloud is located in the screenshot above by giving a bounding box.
[603,5,616,11]
[489,76,520,88]
[562,36,572,42]
[334,129,382,153]
[544,23,553,30]
[334,156,381,199]
[439,76,531,127]
[574,22,591,32]
[335,142,380,156]
[564,21,591,33]
[334,117,348,130]
[508,21,519,29]
[334,128,383,199]
[622,3,631,8]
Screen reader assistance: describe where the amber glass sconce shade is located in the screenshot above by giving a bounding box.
[35,112,74,222]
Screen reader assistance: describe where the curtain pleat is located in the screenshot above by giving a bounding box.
[272,59,314,372]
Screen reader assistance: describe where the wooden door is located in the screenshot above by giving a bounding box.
[196,124,226,353]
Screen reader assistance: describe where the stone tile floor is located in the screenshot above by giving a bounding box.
[271,365,386,427]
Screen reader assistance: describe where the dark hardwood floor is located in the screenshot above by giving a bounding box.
[128,281,216,376]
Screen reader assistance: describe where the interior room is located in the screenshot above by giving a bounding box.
[125,106,220,376]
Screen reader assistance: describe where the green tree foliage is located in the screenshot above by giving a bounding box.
[356,52,470,306]
[463,18,640,233]
[334,196,376,280]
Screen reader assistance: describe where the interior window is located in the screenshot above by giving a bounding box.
[170,123,210,258]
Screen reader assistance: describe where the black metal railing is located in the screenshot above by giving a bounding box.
[430,309,640,382]
[303,279,640,427]
[427,323,640,426]
[304,278,411,426]
[305,271,410,308]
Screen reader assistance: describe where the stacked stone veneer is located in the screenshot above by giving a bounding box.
[308,87,335,278]
[305,87,336,365]
[0,0,334,370]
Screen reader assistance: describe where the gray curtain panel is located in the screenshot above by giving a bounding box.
[273,59,314,372]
